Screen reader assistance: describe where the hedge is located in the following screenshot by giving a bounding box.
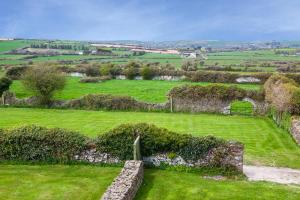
[0,124,236,164]
[168,84,247,101]
[67,94,142,110]
[264,75,300,114]
[95,123,226,161]
[0,125,87,162]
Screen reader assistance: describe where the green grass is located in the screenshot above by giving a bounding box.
[136,169,300,200]
[230,101,254,115]
[0,40,29,53]
[0,164,121,200]
[10,78,261,103]
[0,108,299,169]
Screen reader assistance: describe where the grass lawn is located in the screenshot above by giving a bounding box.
[0,164,121,200]
[0,108,299,169]
[136,169,300,200]
[230,101,253,115]
[10,78,261,103]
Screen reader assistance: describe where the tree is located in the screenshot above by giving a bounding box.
[141,66,155,80]
[22,66,66,105]
[0,77,12,96]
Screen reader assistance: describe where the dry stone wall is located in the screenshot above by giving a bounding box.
[290,118,300,145]
[75,142,244,172]
[101,161,143,200]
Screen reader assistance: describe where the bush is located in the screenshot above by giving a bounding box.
[95,123,225,161]
[141,66,155,80]
[0,77,12,96]
[67,94,140,110]
[5,66,27,80]
[188,71,239,83]
[264,75,300,114]
[85,65,100,77]
[169,84,247,101]
[0,125,87,162]
[124,66,137,80]
[21,66,66,105]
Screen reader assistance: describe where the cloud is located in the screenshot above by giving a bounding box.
[1,0,300,40]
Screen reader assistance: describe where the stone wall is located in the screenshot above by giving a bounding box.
[290,118,300,145]
[171,97,231,114]
[143,141,243,171]
[170,96,267,115]
[101,160,143,200]
[75,142,244,172]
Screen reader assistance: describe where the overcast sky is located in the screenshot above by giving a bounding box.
[1,0,300,41]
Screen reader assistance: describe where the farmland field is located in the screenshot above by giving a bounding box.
[136,169,300,200]
[0,108,299,169]
[0,40,29,53]
[10,78,261,103]
[0,164,121,200]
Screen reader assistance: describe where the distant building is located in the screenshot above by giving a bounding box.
[0,38,14,41]
[180,49,207,59]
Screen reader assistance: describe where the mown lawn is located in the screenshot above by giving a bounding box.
[10,78,261,103]
[0,108,299,169]
[0,164,121,200]
[136,169,300,200]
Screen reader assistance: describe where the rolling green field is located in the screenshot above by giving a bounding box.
[136,169,300,200]
[0,164,121,200]
[10,78,261,103]
[0,40,29,53]
[0,108,299,169]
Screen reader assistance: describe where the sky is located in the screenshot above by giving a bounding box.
[1,0,300,41]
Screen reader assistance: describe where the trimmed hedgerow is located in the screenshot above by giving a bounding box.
[0,125,87,162]
[95,123,226,161]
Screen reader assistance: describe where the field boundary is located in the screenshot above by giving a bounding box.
[101,160,144,200]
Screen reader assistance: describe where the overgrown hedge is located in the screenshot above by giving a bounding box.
[0,124,233,164]
[169,84,265,102]
[0,125,87,162]
[169,84,247,101]
[66,94,143,110]
[95,123,226,161]
[264,74,300,114]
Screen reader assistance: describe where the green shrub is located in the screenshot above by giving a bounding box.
[189,71,239,83]
[0,125,87,162]
[141,66,155,80]
[5,66,27,80]
[68,94,140,110]
[85,65,100,77]
[0,77,12,96]
[95,123,225,161]
[169,84,247,101]
[124,66,137,80]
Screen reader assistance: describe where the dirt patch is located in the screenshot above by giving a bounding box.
[244,165,300,185]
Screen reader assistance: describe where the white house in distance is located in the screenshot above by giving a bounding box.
[180,48,207,59]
